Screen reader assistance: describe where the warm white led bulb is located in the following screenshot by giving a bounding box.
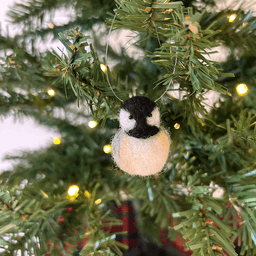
[48,23,55,29]
[174,123,180,129]
[68,185,79,196]
[100,64,107,73]
[229,14,237,22]
[88,120,98,128]
[47,89,55,97]
[53,137,61,145]
[236,83,248,96]
[103,144,112,154]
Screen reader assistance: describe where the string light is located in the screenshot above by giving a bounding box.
[95,198,102,205]
[174,123,180,129]
[53,137,61,145]
[68,185,79,196]
[236,83,248,96]
[41,190,49,199]
[48,22,55,29]
[100,64,107,73]
[84,190,91,199]
[228,14,237,23]
[103,144,112,154]
[47,89,55,97]
[88,120,98,128]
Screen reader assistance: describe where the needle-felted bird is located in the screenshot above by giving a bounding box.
[111,96,171,176]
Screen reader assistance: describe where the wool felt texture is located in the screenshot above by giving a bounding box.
[111,96,170,176]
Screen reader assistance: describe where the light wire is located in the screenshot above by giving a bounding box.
[154,55,177,103]
[105,4,177,103]
[105,11,124,102]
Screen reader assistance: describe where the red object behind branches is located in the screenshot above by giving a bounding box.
[80,201,242,255]
[105,201,192,254]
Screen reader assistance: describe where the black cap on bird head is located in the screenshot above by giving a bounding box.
[120,96,160,139]
[121,96,156,118]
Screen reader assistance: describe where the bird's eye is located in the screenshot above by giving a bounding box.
[129,115,134,120]
[148,113,152,117]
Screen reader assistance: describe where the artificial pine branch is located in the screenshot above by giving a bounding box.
[0,182,127,255]
[7,0,116,45]
[201,9,256,56]
[1,0,256,255]
[45,28,127,123]
[109,0,234,95]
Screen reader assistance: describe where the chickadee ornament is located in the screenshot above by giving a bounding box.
[111,96,171,176]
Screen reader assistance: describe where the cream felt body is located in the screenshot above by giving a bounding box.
[111,128,170,176]
[111,96,171,176]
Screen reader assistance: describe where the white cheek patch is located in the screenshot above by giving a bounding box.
[146,107,160,127]
[119,109,136,132]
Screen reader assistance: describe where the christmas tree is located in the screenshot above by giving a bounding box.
[1,0,256,255]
